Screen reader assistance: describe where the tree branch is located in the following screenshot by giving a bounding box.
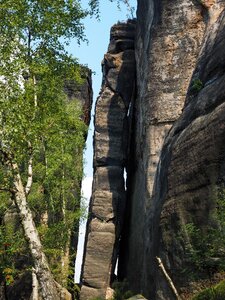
[28,28,31,59]
[156,256,180,299]
[0,187,10,192]
[33,75,37,108]
[122,0,134,18]
[0,186,15,194]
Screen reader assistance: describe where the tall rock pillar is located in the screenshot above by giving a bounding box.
[80,21,136,300]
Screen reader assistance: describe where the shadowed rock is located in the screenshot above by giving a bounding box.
[119,0,207,298]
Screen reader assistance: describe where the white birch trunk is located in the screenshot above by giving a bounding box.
[61,228,72,287]
[30,269,39,300]
[12,162,61,300]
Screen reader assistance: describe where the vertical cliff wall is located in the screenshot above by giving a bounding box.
[80,21,136,300]
[120,0,225,299]
[82,1,225,299]
[154,2,225,298]
[119,0,206,297]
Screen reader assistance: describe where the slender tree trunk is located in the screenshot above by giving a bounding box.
[30,269,39,300]
[60,144,71,286]
[61,236,71,287]
[12,162,61,300]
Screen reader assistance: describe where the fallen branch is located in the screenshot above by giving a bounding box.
[156,256,180,299]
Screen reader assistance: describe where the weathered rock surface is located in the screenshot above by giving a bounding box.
[119,0,207,298]
[154,3,225,298]
[80,21,136,300]
[127,296,147,300]
[118,0,225,299]
[134,0,206,193]
[83,1,225,300]
[64,67,93,126]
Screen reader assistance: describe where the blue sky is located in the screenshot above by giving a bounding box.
[72,0,137,282]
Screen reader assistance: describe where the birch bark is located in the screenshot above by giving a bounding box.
[11,162,62,300]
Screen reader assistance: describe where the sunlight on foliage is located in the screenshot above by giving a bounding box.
[0,0,90,292]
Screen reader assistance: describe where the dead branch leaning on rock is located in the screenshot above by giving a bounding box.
[156,256,180,300]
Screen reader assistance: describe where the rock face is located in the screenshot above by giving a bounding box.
[119,0,206,297]
[64,67,93,126]
[155,3,225,298]
[121,0,225,299]
[82,0,225,300]
[80,21,136,300]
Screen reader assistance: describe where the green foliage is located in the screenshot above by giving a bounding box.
[182,187,225,280]
[70,283,81,299]
[192,280,225,300]
[0,194,9,219]
[0,224,28,285]
[0,0,87,50]
[89,279,135,300]
[112,279,135,300]
[0,0,89,289]
[191,78,204,93]
[0,0,135,292]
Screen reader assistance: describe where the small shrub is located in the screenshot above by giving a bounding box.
[112,279,135,300]
[181,186,225,280]
[0,224,29,285]
[192,280,225,300]
[191,78,203,92]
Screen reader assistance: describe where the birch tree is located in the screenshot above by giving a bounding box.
[0,1,88,299]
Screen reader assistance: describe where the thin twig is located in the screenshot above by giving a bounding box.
[156,256,180,299]
[123,0,134,18]
[0,187,9,192]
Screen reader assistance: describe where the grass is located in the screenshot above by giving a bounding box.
[192,280,225,300]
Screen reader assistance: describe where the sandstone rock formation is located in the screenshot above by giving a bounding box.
[80,21,136,299]
[155,2,225,298]
[127,295,147,300]
[64,67,93,126]
[118,0,207,297]
[121,1,225,299]
[82,0,225,299]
